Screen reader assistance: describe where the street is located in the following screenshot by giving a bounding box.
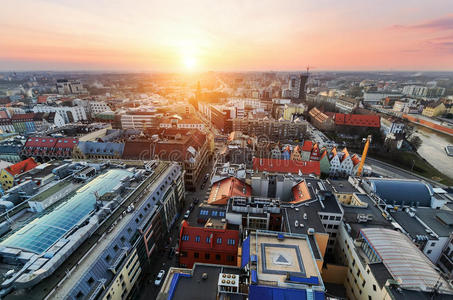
[134,159,214,300]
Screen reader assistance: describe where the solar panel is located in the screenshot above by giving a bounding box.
[1,169,133,254]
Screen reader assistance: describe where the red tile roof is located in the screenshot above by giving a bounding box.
[207,177,252,205]
[55,138,79,149]
[252,158,320,176]
[4,158,38,176]
[302,140,313,152]
[351,154,360,166]
[291,180,312,204]
[335,113,380,128]
[11,113,35,121]
[25,137,58,148]
[37,96,48,104]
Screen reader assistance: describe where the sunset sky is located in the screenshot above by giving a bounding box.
[1,0,453,72]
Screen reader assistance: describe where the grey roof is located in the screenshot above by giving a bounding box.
[414,208,453,237]
[77,141,124,156]
[171,264,242,300]
[326,179,358,194]
[368,179,433,207]
[389,211,434,239]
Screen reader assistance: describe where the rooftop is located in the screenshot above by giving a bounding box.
[252,158,320,176]
[207,177,251,205]
[335,113,380,127]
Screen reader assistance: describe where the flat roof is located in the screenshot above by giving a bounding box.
[250,231,322,288]
[326,179,358,193]
[415,208,453,237]
[0,169,133,254]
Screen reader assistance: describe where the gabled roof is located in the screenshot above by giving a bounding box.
[55,138,78,149]
[252,158,320,176]
[351,154,360,166]
[11,113,35,121]
[207,177,251,205]
[340,148,350,162]
[77,141,124,156]
[4,158,38,176]
[302,140,313,152]
[25,137,58,148]
[335,113,380,128]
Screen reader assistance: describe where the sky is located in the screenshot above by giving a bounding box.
[0,0,453,72]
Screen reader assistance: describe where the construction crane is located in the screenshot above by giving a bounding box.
[357,135,372,177]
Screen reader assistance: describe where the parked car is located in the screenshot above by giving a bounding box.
[184,210,190,219]
[154,270,166,286]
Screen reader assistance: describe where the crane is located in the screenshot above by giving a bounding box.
[357,135,372,177]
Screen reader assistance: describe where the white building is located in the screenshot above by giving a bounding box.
[33,104,87,124]
[56,79,85,95]
[121,112,161,130]
[380,117,405,135]
[89,101,112,117]
[363,92,403,105]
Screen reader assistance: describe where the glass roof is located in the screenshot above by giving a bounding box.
[0,169,133,254]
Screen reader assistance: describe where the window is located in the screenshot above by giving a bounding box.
[206,236,211,243]
[180,251,187,257]
[195,236,200,242]
[227,239,235,246]
[194,252,199,258]
[114,245,119,252]
[227,255,235,262]
[87,277,94,286]
[216,238,222,244]
[205,253,210,259]
[427,250,432,254]
[373,285,376,291]
[76,292,84,299]
[431,242,436,247]
[182,235,189,241]
[216,254,221,261]
[368,296,372,300]
[105,255,111,263]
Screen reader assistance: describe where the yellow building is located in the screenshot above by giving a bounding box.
[283,103,306,121]
[0,158,38,190]
[422,101,446,117]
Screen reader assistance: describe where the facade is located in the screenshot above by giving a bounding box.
[21,136,79,162]
[363,92,403,105]
[287,74,308,102]
[33,104,87,123]
[231,117,307,141]
[178,220,239,268]
[403,85,446,98]
[89,101,112,117]
[120,112,160,130]
[335,97,358,113]
[422,100,447,117]
[72,141,125,160]
[56,79,85,94]
[380,116,405,136]
[334,113,380,129]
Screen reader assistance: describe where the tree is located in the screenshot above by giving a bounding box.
[409,136,423,151]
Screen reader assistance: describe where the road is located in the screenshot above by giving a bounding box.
[134,159,215,300]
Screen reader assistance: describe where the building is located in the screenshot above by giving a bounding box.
[157,263,244,300]
[335,97,358,113]
[336,226,453,300]
[308,107,335,131]
[56,79,85,94]
[287,74,308,102]
[380,116,405,136]
[403,85,446,98]
[178,220,239,268]
[122,129,210,191]
[252,157,320,177]
[159,114,205,131]
[438,235,453,279]
[422,100,447,117]
[363,92,403,105]
[89,101,112,117]
[72,141,125,160]
[207,177,252,205]
[362,178,446,209]
[242,230,325,299]
[33,104,87,123]
[120,111,160,130]
[334,113,380,129]
[0,157,38,190]
[231,117,307,142]
[0,160,185,300]
[21,136,79,162]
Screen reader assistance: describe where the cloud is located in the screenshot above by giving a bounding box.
[391,14,453,31]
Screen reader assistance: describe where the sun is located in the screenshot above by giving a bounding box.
[183,56,196,70]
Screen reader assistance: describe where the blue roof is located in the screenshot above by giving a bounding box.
[0,169,133,254]
[369,179,433,207]
[249,285,325,300]
[167,272,191,300]
[241,236,250,268]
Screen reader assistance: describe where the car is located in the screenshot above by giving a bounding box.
[154,270,166,286]
[168,247,176,258]
[184,210,190,219]
[193,198,199,204]
[189,203,194,211]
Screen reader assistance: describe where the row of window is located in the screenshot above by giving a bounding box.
[199,210,225,217]
[180,251,235,262]
[181,235,236,245]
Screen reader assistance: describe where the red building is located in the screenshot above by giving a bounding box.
[178,220,239,268]
[334,113,380,128]
[21,136,79,162]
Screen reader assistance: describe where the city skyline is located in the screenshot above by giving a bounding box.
[1,0,453,72]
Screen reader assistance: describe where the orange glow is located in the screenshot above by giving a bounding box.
[0,1,452,71]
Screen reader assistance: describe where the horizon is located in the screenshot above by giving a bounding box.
[1,0,453,71]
